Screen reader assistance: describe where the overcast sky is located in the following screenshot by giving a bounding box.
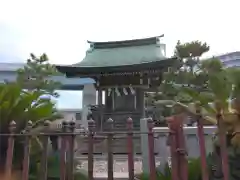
[0,0,240,109]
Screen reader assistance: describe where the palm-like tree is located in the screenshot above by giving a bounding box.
[0,82,60,170]
[174,60,240,147]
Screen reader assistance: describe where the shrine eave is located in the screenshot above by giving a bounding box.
[56,57,177,77]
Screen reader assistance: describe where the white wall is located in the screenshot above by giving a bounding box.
[153,126,216,158]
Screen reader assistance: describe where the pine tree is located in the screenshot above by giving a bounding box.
[17,53,61,97]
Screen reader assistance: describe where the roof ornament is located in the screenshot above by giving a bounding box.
[86,42,95,54]
[156,34,164,43]
[90,42,95,49]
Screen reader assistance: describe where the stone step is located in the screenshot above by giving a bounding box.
[93,172,129,180]
[75,170,129,180]
[95,177,129,180]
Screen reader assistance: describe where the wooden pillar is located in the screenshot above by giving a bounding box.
[98,89,102,105]
[98,89,103,131]
[139,73,145,118]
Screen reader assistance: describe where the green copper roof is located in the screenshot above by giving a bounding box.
[75,36,167,68]
[56,36,177,77]
[77,45,165,67]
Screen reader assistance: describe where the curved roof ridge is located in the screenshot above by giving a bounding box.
[87,34,164,49]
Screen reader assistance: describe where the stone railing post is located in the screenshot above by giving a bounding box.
[140,118,150,174]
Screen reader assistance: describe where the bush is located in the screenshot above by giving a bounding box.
[136,158,202,180]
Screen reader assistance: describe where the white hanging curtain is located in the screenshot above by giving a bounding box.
[123,87,128,95]
[115,87,121,96]
[107,88,112,96]
[129,86,135,95]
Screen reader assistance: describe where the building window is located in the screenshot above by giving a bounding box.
[75,112,81,120]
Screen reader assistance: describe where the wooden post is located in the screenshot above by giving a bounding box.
[88,119,95,180]
[147,118,156,180]
[175,115,188,180]
[22,121,33,180]
[67,121,76,180]
[60,121,67,180]
[167,116,178,180]
[98,89,103,131]
[107,118,114,180]
[5,121,16,180]
[195,103,209,180]
[127,117,134,180]
[39,120,50,180]
[216,111,229,180]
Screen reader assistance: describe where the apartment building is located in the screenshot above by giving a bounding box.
[216,51,240,67]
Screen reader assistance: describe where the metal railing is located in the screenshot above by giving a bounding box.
[1,111,230,180]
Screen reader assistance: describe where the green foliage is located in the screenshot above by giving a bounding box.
[207,138,240,180]
[226,67,240,99]
[180,87,216,114]
[156,40,211,102]
[155,57,237,119]
[188,158,202,180]
[156,163,172,180]
[74,171,89,180]
[17,53,61,97]
[180,65,240,114]
[0,83,58,129]
[199,57,223,73]
[145,40,212,119]
[175,40,210,59]
[137,158,202,180]
[0,82,60,168]
[0,53,62,172]
[46,152,61,178]
[28,151,88,180]
[175,40,209,72]
[137,154,240,180]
